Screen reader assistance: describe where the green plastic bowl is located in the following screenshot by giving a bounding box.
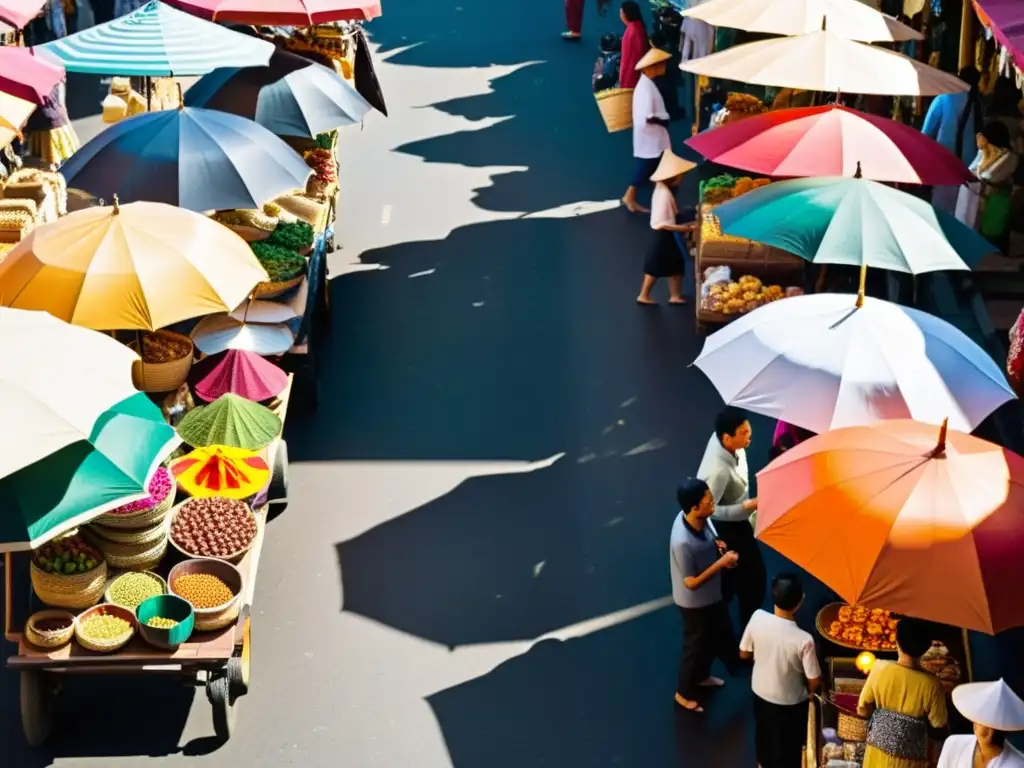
[135,594,194,650]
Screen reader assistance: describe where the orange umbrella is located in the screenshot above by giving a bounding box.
[170,445,269,499]
[756,419,1024,634]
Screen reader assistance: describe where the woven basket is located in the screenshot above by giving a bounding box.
[74,604,136,653]
[31,560,107,609]
[167,500,257,565]
[837,711,867,742]
[94,490,174,530]
[253,274,304,299]
[89,518,167,546]
[226,223,271,243]
[168,558,243,632]
[24,610,76,649]
[104,570,167,609]
[131,330,194,393]
[95,537,168,571]
[595,88,633,133]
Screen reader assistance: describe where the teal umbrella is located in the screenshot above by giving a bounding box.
[0,393,180,552]
[713,176,996,274]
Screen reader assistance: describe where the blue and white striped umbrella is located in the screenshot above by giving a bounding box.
[35,0,274,76]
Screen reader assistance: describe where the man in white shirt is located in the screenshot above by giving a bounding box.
[740,573,821,768]
[622,47,672,214]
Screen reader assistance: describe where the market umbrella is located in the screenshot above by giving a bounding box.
[0,0,44,28]
[0,47,63,105]
[58,107,311,212]
[184,49,372,138]
[685,105,974,185]
[191,314,295,356]
[756,419,1024,634]
[0,199,268,330]
[176,393,282,450]
[171,445,270,499]
[34,1,274,76]
[190,348,289,403]
[679,29,968,96]
[711,176,995,273]
[0,93,36,149]
[693,292,1015,434]
[228,298,299,324]
[162,0,381,24]
[679,0,921,42]
[0,396,179,551]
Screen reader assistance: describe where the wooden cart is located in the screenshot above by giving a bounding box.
[3,377,293,746]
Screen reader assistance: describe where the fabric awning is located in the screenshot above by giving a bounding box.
[972,0,1024,79]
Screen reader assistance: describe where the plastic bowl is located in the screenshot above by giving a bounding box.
[167,558,243,615]
[135,594,195,650]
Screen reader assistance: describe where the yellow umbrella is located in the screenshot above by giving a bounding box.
[170,445,270,500]
[0,93,34,149]
[0,199,269,331]
[679,29,968,96]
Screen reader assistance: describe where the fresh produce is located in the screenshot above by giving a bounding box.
[78,608,130,640]
[827,604,898,651]
[140,332,191,364]
[145,616,179,629]
[170,497,257,559]
[106,467,172,516]
[315,132,333,150]
[701,274,788,315]
[33,535,102,575]
[250,241,306,282]
[304,148,337,185]
[107,571,164,609]
[267,221,315,251]
[214,208,278,231]
[725,92,766,116]
[172,572,235,609]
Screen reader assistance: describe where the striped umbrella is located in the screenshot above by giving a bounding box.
[34,0,274,76]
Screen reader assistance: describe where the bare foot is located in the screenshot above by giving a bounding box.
[621,196,650,214]
[669,297,687,304]
[636,296,658,305]
[674,693,704,712]
[698,676,725,687]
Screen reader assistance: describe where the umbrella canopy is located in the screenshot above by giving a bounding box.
[176,393,282,450]
[190,348,289,402]
[694,293,1015,434]
[679,0,921,42]
[0,395,179,551]
[34,1,274,76]
[0,0,44,28]
[185,49,372,138]
[685,105,973,185]
[162,0,381,24]
[756,420,1024,634]
[0,47,64,105]
[0,93,37,148]
[712,176,995,273]
[679,29,968,96]
[191,314,294,356]
[58,107,311,212]
[0,200,268,330]
[171,444,270,499]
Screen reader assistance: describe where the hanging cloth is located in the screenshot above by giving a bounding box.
[353,28,387,117]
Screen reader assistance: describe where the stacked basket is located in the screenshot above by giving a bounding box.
[84,467,175,571]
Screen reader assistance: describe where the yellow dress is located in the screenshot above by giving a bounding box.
[859,661,948,768]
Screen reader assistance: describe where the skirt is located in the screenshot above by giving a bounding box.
[643,227,685,277]
[28,125,80,168]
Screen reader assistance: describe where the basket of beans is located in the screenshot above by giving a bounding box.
[74,603,137,653]
[169,497,259,564]
[130,330,195,393]
[24,610,75,649]
[168,558,243,632]
[135,594,195,650]
[104,570,167,611]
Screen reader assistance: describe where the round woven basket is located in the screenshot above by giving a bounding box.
[130,330,194,393]
[253,274,304,299]
[103,570,168,609]
[168,558,243,632]
[24,610,76,649]
[97,537,168,571]
[94,490,174,530]
[837,711,867,742]
[30,560,107,609]
[74,603,136,653]
[167,500,258,565]
[594,88,633,133]
[89,518,167,546]
[225,223,271,243]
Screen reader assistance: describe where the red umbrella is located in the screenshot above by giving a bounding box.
[0,0,44,28]
[0,47,63,105]
[686,104,974,185]
[162,0,380,24]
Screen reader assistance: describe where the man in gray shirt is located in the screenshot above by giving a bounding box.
[670,477,739,713]
[696,406,766,633]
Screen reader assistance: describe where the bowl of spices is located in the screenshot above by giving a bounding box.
[104,570,167,611]
[25,610,76,649]
[75,603,137,652]
[168,558,243,632]
[168,497,259,564]
[136,594,195,650]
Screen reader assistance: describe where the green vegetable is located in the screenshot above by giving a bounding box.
[250,242,306,282]
[315,132,334,150]
[267,221,315,251]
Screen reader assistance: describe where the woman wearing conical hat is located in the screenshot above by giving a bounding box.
[938,679,1024,767]
[636,148,696,305]
[622,47,673,214]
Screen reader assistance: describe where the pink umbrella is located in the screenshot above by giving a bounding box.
[686,104,974,185]
[162,0,381,24]
[0,0,44,28]
[0,47,63,105]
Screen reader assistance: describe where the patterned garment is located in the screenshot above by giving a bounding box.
[1009,309,1024,397]
[866,708,928,761]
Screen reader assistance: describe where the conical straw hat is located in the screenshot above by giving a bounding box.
[190,349,288,403]
[635,48,672,71]
[176,393,282,451]
[952,679,1024,731]
[650,149,697,182]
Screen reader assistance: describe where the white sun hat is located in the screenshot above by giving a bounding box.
[952,679,1024,731]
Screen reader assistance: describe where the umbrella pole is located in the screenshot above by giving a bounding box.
[855,263,868,308]
[3,552,11,642]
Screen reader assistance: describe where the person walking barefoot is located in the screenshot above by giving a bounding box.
[563,0,609,40]
[623,48,672,213]
[637,149,696,305]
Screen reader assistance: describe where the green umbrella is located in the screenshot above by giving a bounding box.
[713,176,996,274]
[0,394,180,552]
[176,393,282,451]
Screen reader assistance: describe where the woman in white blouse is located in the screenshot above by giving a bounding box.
[637,149,696,305]
[955,122,1019,241]
[938,679,1024,767]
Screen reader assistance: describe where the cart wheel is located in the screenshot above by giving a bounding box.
[269,440,289,505]
[20,670,55,747]
[207,674,236,741]
[227,618,251,698]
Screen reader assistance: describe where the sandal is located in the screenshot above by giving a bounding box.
[561,31,581,41]
[674,693,704,713]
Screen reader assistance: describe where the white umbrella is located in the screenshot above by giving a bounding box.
[694,293,1015,434]
[679,0,921,42]
[679,29,968,96]
[192,313,294,356]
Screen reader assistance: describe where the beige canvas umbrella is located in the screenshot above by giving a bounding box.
[679,0,921,42]
[679,29,967,96]
[0,198,268,331]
